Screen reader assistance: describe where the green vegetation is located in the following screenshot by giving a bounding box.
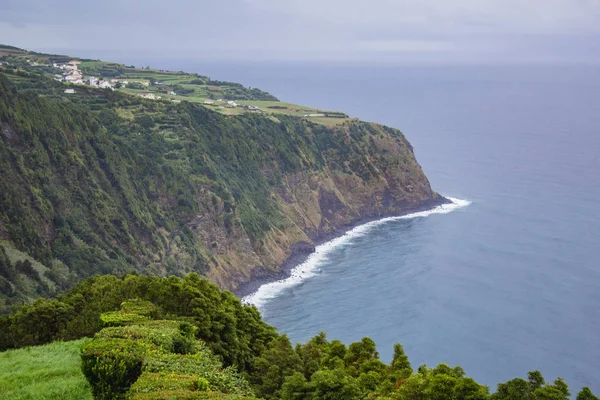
[82,301,255,399]
[0,274,597,399]
[0,44,596,400]
[0,46,355,124]
[0,68,425,311]
[0,338,92,399]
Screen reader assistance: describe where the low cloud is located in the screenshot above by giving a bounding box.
[1,0,599,64]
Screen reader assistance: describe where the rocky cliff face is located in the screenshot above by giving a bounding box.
[186,122,443,292]
[0,73,441,310]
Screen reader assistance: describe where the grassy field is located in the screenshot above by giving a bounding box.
[76,60,353,124]
[2,50,353,126]
[0,339,92,400]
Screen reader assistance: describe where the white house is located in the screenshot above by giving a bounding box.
[168,91,177,96]
[204,100,215,105]
[226,100,238,107]
[99,81,113,90]
[64,89,75,94]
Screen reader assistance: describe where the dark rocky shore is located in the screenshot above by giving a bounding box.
[233,196,451,299]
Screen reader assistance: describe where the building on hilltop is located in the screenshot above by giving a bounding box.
[99,81,113,90]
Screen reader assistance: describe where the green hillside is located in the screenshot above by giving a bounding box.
[0,47,351,125]
[0,55,440,311]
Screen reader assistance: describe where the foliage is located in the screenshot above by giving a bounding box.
[81,301,256,399]
[0,338,93,399]
[0,69,422,312]
[0,272,598,399]
[81,338,150,399]
[0,273,277,374]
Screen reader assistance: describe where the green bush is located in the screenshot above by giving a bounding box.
[119,300,160,318]
[129,372,203,394]
[80,338,152,399]
[100,311,150,327]
[129,390,254,399]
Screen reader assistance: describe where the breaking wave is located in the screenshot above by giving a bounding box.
[243,197,471,310]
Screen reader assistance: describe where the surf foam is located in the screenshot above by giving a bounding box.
[242,197,471,310]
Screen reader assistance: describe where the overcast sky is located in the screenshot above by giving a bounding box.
[1,0,600,65]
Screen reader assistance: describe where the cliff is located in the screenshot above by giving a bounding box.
[0,65,441,311]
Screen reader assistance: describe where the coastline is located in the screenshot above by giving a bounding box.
[233,195,452,300]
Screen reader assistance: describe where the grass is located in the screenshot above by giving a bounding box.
[2,50,353,126]
[0,339,93,400]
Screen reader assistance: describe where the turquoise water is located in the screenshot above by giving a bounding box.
[165,62,600,392]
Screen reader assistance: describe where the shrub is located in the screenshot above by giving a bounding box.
[80,338,152,399]
[129,372,203,394]
[100,311,150,327]
[119,300,160,319]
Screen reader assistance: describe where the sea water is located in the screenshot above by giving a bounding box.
[150,61,600,392]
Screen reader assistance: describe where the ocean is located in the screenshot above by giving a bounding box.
[153,60,600,392]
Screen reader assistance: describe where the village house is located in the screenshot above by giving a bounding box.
[64,71,82,82]
[64,89,75,94]
[203,100,215,105]
[168,91,177,96]
[98,80,113,90]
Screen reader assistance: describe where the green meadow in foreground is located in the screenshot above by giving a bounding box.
[0,338,93,400]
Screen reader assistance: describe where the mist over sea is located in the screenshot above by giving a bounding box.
[148,60,600,392]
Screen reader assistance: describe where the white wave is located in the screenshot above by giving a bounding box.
[242,196,471,310]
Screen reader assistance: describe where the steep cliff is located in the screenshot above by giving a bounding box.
[0,70,442,311]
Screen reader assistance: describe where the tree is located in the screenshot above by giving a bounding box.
[10,298,74,346]
[281,372,310,400]
[250,335,302,399]
[577,387,600,400]
[454,377,489,400]
[425,373,458,400]
[528,371,546,391]
[491,378,530,400]
[310,368,362,400]
[391,343,412,377]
